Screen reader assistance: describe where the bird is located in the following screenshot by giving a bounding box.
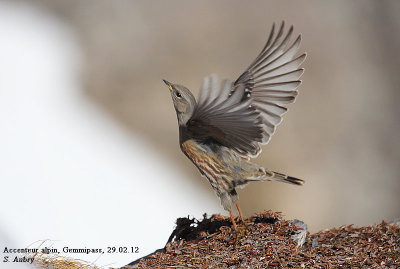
[164,22,306,230]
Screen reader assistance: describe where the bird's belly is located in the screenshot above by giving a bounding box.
[180,139,233,194]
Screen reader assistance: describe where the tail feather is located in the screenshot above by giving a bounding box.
[243,166,304,186]
[272,171,305,185]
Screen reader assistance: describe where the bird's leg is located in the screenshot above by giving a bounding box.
[229,209,242,246]
[236,201,249,235]
[229,209,237,230]
[232,202,247,244]
[236,201,245,225]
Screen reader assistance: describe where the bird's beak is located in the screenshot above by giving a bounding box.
[163,79,173,92]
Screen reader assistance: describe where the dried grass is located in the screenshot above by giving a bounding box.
[30,252,101,269]
[129,211,400,268]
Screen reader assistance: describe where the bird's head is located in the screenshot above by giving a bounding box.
[163,79,196,126]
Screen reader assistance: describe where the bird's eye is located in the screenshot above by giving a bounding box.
[175,91,182,98]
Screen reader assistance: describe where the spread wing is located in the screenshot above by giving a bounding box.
[187,22,306,158]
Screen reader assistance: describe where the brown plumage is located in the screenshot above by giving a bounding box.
[164,22,306,229]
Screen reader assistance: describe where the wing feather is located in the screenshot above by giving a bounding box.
[187,22,305,157]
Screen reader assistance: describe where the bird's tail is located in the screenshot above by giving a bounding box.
[242,165,304,186]
[270,171,305,186]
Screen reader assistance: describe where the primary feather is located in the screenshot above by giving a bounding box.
[188,21,306,158]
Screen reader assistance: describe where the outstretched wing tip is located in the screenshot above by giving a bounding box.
[193,22,305,159]
[234,22,306,157]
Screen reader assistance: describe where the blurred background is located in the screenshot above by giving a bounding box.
[1,0,399,267]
